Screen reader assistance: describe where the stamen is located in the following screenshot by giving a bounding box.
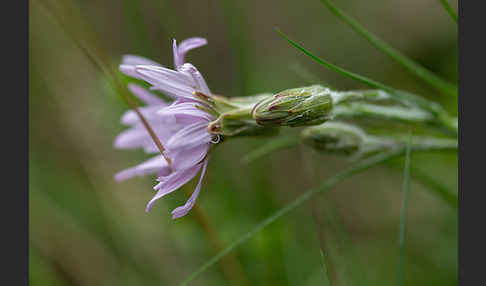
[211,135,221,144]
[193,90,211,101]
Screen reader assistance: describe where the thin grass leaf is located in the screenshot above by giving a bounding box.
[397,131,413,286]
[319,248,332,285]
[241,136,300,164]
[290,63,335,89]
[276,29,434,106]
[276,30,458,133]
[178,148,408,286]
[319,0,457,97]
[275,30,422,106]
[276,29,388,92]
[439,0,458,24]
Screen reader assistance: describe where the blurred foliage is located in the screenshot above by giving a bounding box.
[29,0,457,285]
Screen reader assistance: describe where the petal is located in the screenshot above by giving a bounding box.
[146,163,202,212]
[128,84,166,106]
[120,105,165,126]
[135,65,195,87]
[122,55,163,66]
[119,64,141,79]
[166,121,212,151]
[178,63,211,95]
[173,39,182,68]
[114,123,179,152]
[114,128,151,149]
[157,102,213,123]
[171,158,209,219]
[115,155,170,181]
[134,67,195,100]
[175,37,207,67]
[169,144,209,171]
[149,85,196,101]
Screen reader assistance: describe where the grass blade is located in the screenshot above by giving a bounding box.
[276,29,458,133]
[319,0,457,97]
[439,0,458,24]
[319,248,332,285]
[397,131,413,286]
[178,148,407,286]
[276,28,388,92]
[276,29,418,104]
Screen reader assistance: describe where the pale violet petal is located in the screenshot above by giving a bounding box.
[114,123,179,152]
[120,105,165,126]
[179,63,211,95]
[115,155,169,181]
[166,121,212,151]
[171,158,209,219]
[157,102,213,123]
[122,55,163,66]
[119,64,141,79]
[146,163,202,212]
[135,65,195,87]
[170,144,209,171]
[149,85,195,101]
[176,38,207,66]
[146,79,195,100]
[114,128,151,150]
[128,84,166,106]
[173,39,182,68]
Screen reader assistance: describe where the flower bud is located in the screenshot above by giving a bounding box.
[301,122,368,156]
[251,85,333,127]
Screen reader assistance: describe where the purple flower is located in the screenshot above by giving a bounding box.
[115,37,218,219]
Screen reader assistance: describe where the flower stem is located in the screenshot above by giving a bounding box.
[439,0,458,24]
[397,131,413,286]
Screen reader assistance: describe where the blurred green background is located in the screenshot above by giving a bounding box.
[29,0,458,285]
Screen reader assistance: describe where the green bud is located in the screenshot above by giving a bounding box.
[301,122,366,156]
[251,85,333,127]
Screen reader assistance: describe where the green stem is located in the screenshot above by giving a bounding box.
[319,0,457,97]
[178,148,409,286]
[439,0,458,24]
[333,103,434,124]
[393,136,457,151]
[397,132,412,286]
[319,249,332,285]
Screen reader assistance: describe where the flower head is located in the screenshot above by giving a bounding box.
[115,37,218,219]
